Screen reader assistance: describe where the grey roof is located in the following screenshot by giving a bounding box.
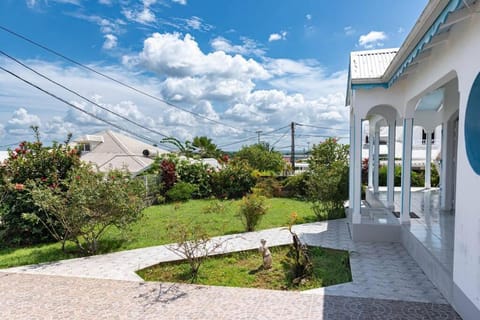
[74,130,169,175]
[350,48,398,81]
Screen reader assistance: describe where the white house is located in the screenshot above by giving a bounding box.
[346,1,480,319]
[73,130,169,176]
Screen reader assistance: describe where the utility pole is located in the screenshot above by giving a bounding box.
[256,130,262,144]
[291,122,295,173]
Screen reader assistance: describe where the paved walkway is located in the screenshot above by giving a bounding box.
[0,272,461,320]
[0,219,461,319]
[0,219,446,304]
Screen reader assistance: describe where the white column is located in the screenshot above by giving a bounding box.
[352,114,363,224]
[373,126,380,194]
[387,121,396,208]
[400,118,413,223]
[349,113,354,212]
[368,125,374,189]
[424,129,432,189]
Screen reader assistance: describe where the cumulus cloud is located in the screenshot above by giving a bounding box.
[358,31,387,49]
[268,31,287,42]
[172,0,187,4]
[306,14,312,20]
[5,108,42,136]
[103,34,118,49]
[135,32,269,80]
[210,36,265,56]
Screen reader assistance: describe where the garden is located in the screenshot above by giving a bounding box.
[0,129,351,290]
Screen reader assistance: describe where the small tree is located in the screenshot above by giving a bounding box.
[235,143,285,174]
[166,221,225,282]
[237,193,269,232]
[307,138,349,220]
[29,165,146,254]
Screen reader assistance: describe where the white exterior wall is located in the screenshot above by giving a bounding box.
[351,7,480,316]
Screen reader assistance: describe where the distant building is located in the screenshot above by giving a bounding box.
[72,130,169,176]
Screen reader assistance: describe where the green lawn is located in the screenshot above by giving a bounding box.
[137,245,352,291]
[0,198,317,268]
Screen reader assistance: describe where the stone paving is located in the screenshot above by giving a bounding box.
[0,272,461,320]
[0,218,462,319]
[0,219,447,304]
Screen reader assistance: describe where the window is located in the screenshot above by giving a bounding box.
[421,130,435,145]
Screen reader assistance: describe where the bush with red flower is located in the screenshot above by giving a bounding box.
[0,126,80,245]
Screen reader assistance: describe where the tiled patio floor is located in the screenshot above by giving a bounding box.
[377,187,454,273]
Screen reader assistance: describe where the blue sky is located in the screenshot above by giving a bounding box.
[0,0,427,151]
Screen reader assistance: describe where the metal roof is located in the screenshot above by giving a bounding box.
[350,48,398,81]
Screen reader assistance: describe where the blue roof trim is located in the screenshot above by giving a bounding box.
[388,0,462,87]
[352,83,388,90]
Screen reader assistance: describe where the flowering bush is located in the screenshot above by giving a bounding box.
[0,127,80,245]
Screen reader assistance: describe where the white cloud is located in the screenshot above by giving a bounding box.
[264,58,314,76]
[210,36,265,56]
[344,26,355,36]
[26,0,37,8]
[123,7,156,24]
[358,31,387,49]
[306,14,312,20]
[5,108,42,136]
[99,0,112,4]
[172,0,187,4]
[122,0,158,25]
[398,27,405,34]
[69,13,125,38]
[26,0,81,7]
[103,34,118,50]
[135,32,269,80]
[268,31,287,42]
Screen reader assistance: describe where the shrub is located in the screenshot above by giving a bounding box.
[282,173,309,199]
[211,159,257,199]
[166,182,198,202]
[0,127,81,245]
[160,159,176,192]
[253,177,282,198]
[175,159,212,198]
[378,164,439,187]
[237,193,269,232]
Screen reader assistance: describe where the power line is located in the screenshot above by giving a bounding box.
[0,142,20,149]
[296,123,349,132]
[0,65,174,149]
[0,24,253,134]
[218,135,257,148]
[0,49,172,140]
[270,128,290,147]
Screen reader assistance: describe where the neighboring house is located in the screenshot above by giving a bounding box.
[345,1,480,319]
[0,151,9,165]
[362,122,442,169]
[72,130,169,176]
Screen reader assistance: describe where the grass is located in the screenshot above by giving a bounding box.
[137,245,352,291]
[0,198,318,268]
